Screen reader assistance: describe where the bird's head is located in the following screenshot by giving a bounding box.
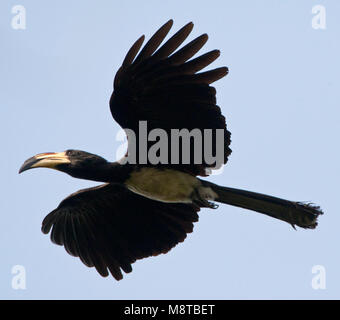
[19,149,109,180]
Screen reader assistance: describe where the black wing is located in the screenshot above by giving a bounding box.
[110,20,231,176]
[41,183,199,280]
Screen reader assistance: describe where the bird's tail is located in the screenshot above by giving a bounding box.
[203,181,323,229]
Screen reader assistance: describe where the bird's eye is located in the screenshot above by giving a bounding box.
[66,150,79,157]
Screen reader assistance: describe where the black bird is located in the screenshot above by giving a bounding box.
[19,20,322,281]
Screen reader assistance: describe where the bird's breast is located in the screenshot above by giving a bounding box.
[125,167,200,203]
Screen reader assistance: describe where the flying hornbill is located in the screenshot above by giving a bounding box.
[19,20,322,281]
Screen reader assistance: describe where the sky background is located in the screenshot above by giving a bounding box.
[1,0,339,299]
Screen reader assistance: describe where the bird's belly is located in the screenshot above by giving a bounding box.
[125,168,200,203]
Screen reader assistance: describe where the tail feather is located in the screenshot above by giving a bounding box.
[204,182,323,229]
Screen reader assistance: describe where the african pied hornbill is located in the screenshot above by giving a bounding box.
[19,20,322,280]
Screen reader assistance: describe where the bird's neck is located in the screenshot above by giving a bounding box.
[69,162,133,184]
[105,162,134,183]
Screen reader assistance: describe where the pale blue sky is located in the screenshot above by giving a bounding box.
[1,0,339,299]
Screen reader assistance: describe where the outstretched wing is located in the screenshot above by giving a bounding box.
[41,183,199,280]
[110,20,231,176]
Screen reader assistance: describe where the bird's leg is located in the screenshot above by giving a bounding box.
[191,187,219,209]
